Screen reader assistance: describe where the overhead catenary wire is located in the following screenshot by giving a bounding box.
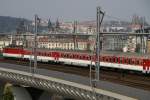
[104,14,130,22]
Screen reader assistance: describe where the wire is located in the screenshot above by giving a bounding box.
[104,14,130,22]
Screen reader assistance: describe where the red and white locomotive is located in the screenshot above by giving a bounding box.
[2,46,150,73]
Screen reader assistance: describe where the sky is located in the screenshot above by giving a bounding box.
[0,0,150,23]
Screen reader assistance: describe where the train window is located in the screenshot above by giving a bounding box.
[77,55,79,59]
[45,53,47,56]
[125,58,129,64]
[128,58,132,64]
[75,54,78,59]
[136,59,139,65]
[72,54,74,58]
[119,58,122,63]
[124,58,127,64]
[64,54,66,58]
[111,57,114,63]
[89,56,92,60]
[126,58,129,64]
[108,57,111,62]
[74,54,77,58]
[83,55,86,60]
[120,57,124,64]
[84,55,88,60]
[100,56,102,61]
[109,57,111,62]
[40,52,42,56]
[82,55,85,60]
[122,57,125,64]
[74,54,76,58]
[105,56,107,62]
[113,57,115,63]
[48,53,51,57]
[64,54,67,58]
[66,54,68,58]
[132,59,135,65]
[120,57,122,63]
[118,57,120,63]
[65,54,68,58]
[139,59,143,66]
[123,57,126,64]
[80,56,82,59]
[87,56,90,60]
[66,54,69,58]
[86,56,88,60]
[70,54,73,58]
[105,57,108,62]
[103,56,106,62]
[139,59,142,65]
[106,56,109,62]
[69,54,71,58]
[110,57,112,63]
[117,57,120,63]
[108,57,110,62]
[61,53,64,57]
[131,59,135,65]
[116,58,118,63]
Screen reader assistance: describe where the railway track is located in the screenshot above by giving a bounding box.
[0,58,150,91]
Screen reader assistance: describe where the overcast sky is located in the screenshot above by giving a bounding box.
[0,0,150,23]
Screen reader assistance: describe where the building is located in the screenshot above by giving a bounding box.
[36,35,91,51]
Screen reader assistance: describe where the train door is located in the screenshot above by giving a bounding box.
[52,52,60,62]
[143,59,150,73]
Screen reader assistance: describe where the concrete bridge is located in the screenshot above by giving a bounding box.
[0,62,147,100]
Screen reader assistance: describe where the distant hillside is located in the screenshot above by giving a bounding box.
[0,16,31,33]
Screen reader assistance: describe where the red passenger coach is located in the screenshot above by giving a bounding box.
[2,46,150,74]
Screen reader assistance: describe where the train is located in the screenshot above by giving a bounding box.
[2,46,150,74]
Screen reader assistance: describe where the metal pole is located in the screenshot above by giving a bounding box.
[95,7,100,81]
[146,36,148,53]
[73,21,78,50]
[95,7,104,81]
[34,14,38,71]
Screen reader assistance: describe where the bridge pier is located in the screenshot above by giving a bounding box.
[11,86,32,100]
[51,94,75,100]
[2,84,76,100]
[25,86,75,100]
[0,81,5,100]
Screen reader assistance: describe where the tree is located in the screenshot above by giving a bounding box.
[3,86,14,100]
